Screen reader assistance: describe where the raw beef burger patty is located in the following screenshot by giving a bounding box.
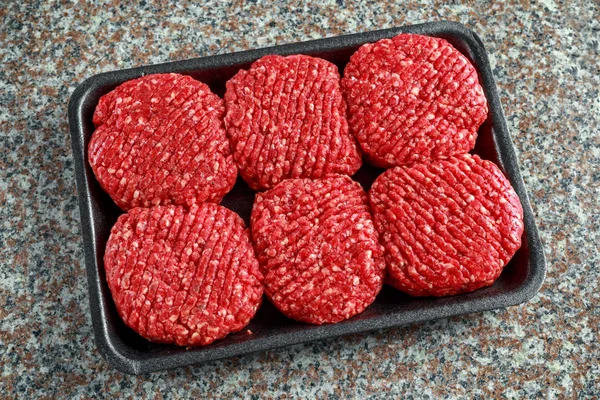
[251,175,385,324]
[369,154,523,297]
[224,55,362,190]
[104,204,263,346]
[89,73,237,210]
[342,33,488,167]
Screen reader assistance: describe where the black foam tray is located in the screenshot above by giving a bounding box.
[68,21,546,375]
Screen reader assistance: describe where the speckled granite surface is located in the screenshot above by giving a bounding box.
[1,0,599,398]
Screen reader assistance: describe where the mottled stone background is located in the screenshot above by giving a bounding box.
[1,0,598,398]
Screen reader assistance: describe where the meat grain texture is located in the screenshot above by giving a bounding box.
[89,73,237,210]
[251,175,385,324]
[369,154,523,297]
[225,55,362,191]
[104,204,263,346]
[342,33,488,167]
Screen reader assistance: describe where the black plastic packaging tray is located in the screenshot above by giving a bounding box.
[69,21,546,375]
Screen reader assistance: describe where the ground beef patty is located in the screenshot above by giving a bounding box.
[89,73,237,211]
[224,55,362,191]
[251,175,385,324]
[342,33,488,168]
[104,204,263,346]
[369,154,523,297]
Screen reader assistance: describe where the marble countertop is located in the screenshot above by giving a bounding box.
[2,1,598,398]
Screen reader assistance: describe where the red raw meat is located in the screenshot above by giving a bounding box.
[342,33,488,167]
[89,73,237,210]
[104,204,263,346]
[224,55,362,190]
[369,154,523,296]
[251,174,385,324]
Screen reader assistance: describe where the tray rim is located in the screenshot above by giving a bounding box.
[68,20,546,375]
